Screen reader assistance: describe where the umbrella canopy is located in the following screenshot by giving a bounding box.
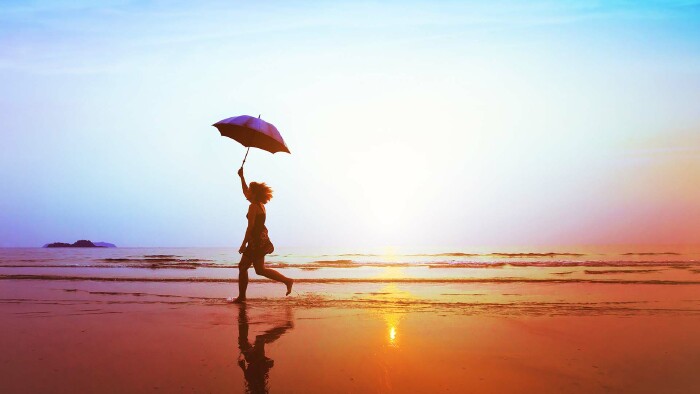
[213,115,290,154]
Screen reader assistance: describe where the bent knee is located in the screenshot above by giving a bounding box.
[254,267,265,275]
[238,260,251,271]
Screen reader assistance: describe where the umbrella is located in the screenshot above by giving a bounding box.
[213,115,290,167]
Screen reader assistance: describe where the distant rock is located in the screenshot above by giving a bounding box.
[72,240,96,247]
[94,242,117,248]
[45,242,73,248]
[44,240,115,248]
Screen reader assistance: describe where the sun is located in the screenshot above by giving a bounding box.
[346,144,432,238]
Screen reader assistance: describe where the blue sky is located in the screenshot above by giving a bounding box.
[1,1,699,250]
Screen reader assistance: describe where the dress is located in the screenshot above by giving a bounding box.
[242,204,274,259]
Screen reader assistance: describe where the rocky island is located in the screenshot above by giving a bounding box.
[44,240,116,248]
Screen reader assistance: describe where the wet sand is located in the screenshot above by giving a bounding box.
[1,279,699,393]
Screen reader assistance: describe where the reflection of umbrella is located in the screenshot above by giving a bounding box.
[213,115,291,167]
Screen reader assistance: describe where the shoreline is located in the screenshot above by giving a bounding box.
[2,273,699,285]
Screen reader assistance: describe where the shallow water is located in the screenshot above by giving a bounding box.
[1,248,699,287]
[1,248,698,316]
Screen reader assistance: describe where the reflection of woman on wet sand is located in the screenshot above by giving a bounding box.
[237,304,294,394]
[231,167,293,303]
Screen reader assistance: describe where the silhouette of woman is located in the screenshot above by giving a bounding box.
[231,167,293,303]
[237,304,294,393]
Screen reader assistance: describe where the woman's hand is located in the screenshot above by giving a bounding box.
[239,243,246,254]
[237,167,244,178]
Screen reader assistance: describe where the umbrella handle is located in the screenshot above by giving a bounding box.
[241,147,250,168]
[240,115,260,168]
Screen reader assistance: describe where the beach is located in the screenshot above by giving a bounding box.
[1,248,699,393]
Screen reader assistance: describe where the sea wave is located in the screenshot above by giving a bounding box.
[2,258,699,270]
[3,291,698,317]
[621,252,681,256]
[276,260,698,270]
[1,274,698,285]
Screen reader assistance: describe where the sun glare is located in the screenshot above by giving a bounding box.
[383,312,403,348]
[375,284,410,347]
[347,144,432,238]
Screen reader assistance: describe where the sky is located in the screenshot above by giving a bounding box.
[1,1,699,251]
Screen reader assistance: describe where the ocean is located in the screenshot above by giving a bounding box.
[1,247,698,316]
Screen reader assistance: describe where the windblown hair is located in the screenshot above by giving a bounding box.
[248,182,273,204]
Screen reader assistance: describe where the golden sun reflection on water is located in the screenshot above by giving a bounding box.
[384,313,402,348]
[375,283,409,348]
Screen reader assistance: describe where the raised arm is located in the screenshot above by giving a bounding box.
[238,167,249,199]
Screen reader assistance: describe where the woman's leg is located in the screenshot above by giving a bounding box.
[253,257,294,295]
[235,255,252,302]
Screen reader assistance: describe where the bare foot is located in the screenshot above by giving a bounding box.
[227,296,246,303]
[285,279,294,296]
